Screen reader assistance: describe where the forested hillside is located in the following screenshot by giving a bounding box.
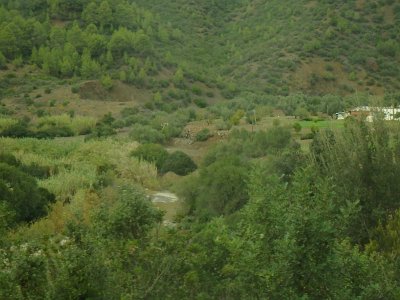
[137,0,400,95]
[1,1,400,299]
[1,0,399,99]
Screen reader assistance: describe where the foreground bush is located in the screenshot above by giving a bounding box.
[0,163,55,225]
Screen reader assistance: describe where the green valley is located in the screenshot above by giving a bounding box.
[1,0,400,299]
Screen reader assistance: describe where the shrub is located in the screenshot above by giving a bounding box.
[195,128,212,141]
[0,152,52,180]
[94,185,162,239]
[0,117,18,132]
[100,74,114,91]
[85,124,116,140]
[377,40,398,57]
[129,124,165,144]
[293,122,302,133]
[1,122,32,138]
[35,126,74,138]
[0,163,55,225]
[303,39,322,52]
[230,110,245,125]
[12,56,23,68]
[180,156,249,218]
[300,132,315,140]
[131,144,169,170]
[215,119,232,130]
[71,85,80,94]
[294,107,310,120]
[194,98,207,108]
[191,86,202,95]
[160,151,197,175]
[0,153,19,167]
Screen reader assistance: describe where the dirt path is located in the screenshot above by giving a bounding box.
[151,191,182,225]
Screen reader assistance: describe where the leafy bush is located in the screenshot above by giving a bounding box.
[191,86,202,95]
[94,185,162,239]
[0,163,55,224]
[293,122,302,133]
[35,125,74,138]
[100,74,113,90]
[160,151,197,175]
[194,98,207,108]
[300,132,315,140]
[71,85,80,94]
[129,124,165,144]
[195,128,212,141]
[179,155,249,218]
[0,121,33,138]
[377,40,398,57]
[131,143,169,170]
[0,153,50,179]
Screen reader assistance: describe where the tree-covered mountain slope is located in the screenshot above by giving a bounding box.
[0,0,224,118]
[0,0,399,113]
[137,0,400,96]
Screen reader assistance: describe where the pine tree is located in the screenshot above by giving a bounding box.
[0,25,18,58]
[60,57,74,77]
[67,22,86,53]
[98,1,112,29]
[106,50,113,67]
[81,49,100,79]
[37,46,49,67]
[137,67,147,86]
[49,27,65,48]
[30,47,39,66]
[100,74,113,90]
[82,2,99,25]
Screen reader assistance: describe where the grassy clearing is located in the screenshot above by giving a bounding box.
[298,120,345,129]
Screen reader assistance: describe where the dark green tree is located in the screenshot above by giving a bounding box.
[0,163,55,224]
[160,151,197,176]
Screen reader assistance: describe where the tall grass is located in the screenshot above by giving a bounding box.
[40,164,97,201]
[0,117,18,131]
[37,114,97,135]
[0,137,159,201]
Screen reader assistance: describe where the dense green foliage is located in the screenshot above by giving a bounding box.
[0,158,55,225]
[1,0,400,299]
[160,151,197,176]
[131,143,168,170]
[0,0,169,78]
[1,118,400,299]
[136,0,400,95]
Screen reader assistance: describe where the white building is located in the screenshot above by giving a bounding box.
[343,106,400,122]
